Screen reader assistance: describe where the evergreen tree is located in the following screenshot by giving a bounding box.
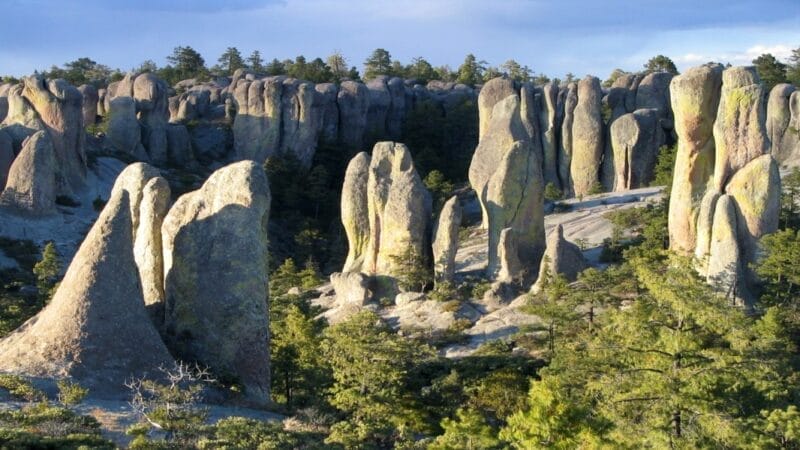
[407,57,437,84]
[265,58,286,76]
[753,53,788,92]
[603,68,630,87]
[363,48,393,80]
[321,311,433,447]
[166,46,207,81]
[500,59,532,82]
[787,46,800,86]
[217,47,245,76]
[456,54,486,86]
[644,54,679,75]
[32,242,60,304]
[326,51,349,81]
[430,408,505,450]
[247,50,264,73]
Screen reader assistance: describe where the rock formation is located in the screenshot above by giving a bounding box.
[341,152,372,273]
[538,82,561,190]
[610,108,663,190]
[531,224,589,292]
[478,77,517,140]
[669,64,780,306]
[668,64,723,253]
[363,142,432,277]
[337,80,370,149]
[109,163,170,310]
[570,76,604,197]
[767,83,799,166]
[133,73,170,165]
[1,75,85,197]
[77,84,98,127]
[107,96,148,160]
[0,187,175,395]
[0,131,56,215]
[0,130,13,190]
[166,123,194,166]
[432,196,462,285]
[330,272,372,306]
[495,227,523,283]
[162,160,271,405]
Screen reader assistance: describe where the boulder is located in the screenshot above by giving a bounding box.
[0,83,10,122]
[133,73,170,165]
[432,196,462,285]
[705,195,746,305]
[0,130,13,190]
[0,131,56,215]
[386,77,406,139]
[495,228,522,283]
[469,94,531,228]
[712,66,769,191]
[635,71,674,129]
[341,152,371,272]
[570,76,604,197]
[485,140,545,279]
[478,77,517,140]
[610,108,664,190]
[1,84,45,151]
[96,88,107,117]
[109,163,170,310]
[725,154,780,285]
[107,96,148,160]
[693,190,721,275]
[330,272,372,306]
[363,142,432,277]
[337,81,369,149]
[77,84,98,127]
[162,160,271,406]
[668,64,723,254]
[767,83,799,165]
[531,224,589,293]
[0,187,175,395]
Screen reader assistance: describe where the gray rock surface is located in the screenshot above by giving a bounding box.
[532,224,589,292]
[162,160,271,406]
[0,187,176,395]
[0,131,56,215]
[0,130,13,190]
[432,196,462,285]
[337,81,369,149]
[77,84,98,127]
[570,76,604,197]
[610,108,664,190]
[668,64,723,254]
[107,96,148,160]
[133,73,170,165]
[767,83,799,165]
[341,152,372,272]
[330,272,372,306]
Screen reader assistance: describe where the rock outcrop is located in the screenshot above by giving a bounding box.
[669,64,780,306]
[133,73,170,165]
[0,131,56,215]
[570,76,604,197]
[610,108,663,191]
[478,77,517,140]
[363,142,432,277]
[162,160,271,405]
[107,96,148,160]
[109,163,170,310]
[337,81,370,149]
[668,64,723,253]
[341,152,372,273]
[0,187,175,394]
[330,272,372,306]
[767,83,799,166]
[432,196,462,285]
[531,224,589,292]
[0,130,13,190]
[77,84,98,127]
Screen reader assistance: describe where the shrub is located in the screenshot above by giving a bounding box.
[57,380,88,406]
[0,374,45,402]
[544,182,563,201]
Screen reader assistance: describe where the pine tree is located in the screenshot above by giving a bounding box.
[363,48,393,80]
[644,54,679,75]
[247,50,264,73]
[33,242,60,304]
[456,54,486,86]
[217,47,245,76]
[753,53,788,92]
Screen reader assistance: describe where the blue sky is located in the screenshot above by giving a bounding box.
[1,0,798,79]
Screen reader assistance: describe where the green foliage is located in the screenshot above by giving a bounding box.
[587,181,604,195]
[215,46,246,76]
[389,244,433,292]
[0,403,114,449]
[160,45,208,85]
[247,50,264,73]
[523,266,581,357]
[499,59,532,83]
[197,416,326,450]
[643,54,679,75]
[781,167,800,230]
[651,144,677,193]
[57,380,88,406]
[43,57,115,86]
[456,54,487,86]
[321,311,434,447]
[270,298,330,411]
[363,48,394,80]
[544,182,563,201]
[753,53,788,92]
[0,374,45,402]
[788,46,800,86]
[430,407,505,449]
[33,242,60,303]
[423,170,454,213]
[602,68,630,88]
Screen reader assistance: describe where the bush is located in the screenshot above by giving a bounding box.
[544,182,563,201]
[57,380,88,406]
[0,374,45,402]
